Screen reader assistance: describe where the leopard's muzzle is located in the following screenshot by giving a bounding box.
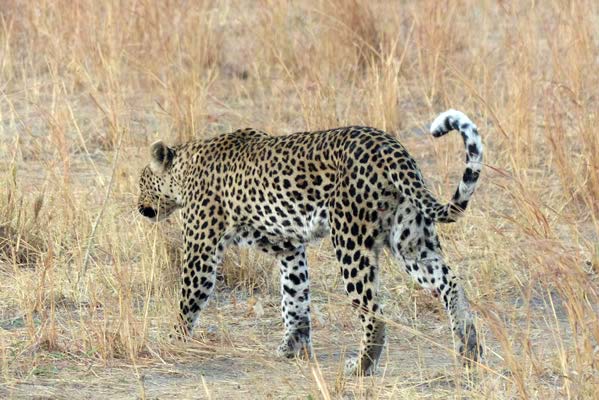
[139,205,157,219]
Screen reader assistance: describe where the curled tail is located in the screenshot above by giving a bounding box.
[426,109,483,223]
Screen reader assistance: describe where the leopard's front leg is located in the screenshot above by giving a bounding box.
[275,245,312,358]
[174,207,226,338]
[246,235,313,358]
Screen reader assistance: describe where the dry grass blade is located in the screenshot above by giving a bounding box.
[78,131,124,288]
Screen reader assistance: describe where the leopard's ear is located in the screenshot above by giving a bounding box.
[150,140,175,175]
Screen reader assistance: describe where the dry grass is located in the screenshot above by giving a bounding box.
[1,0,598,398]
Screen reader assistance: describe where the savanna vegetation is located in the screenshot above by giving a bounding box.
[0,1,598,398]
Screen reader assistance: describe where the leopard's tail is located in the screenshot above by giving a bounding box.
[424,109,483,223]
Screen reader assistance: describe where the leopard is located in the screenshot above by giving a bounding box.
[137,109,484,375]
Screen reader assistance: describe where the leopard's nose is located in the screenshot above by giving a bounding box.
[139,206,157,218]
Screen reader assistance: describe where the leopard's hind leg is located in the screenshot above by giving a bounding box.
[390,203,482,363]
[330,198,386,375]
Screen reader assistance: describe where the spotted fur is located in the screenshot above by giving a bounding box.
[138,110,483,375]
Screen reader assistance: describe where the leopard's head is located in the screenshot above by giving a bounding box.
[138,141,183,221]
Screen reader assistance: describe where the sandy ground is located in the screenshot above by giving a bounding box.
[1,265,572,399]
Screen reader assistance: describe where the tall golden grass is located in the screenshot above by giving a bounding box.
[0,0,597,398]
